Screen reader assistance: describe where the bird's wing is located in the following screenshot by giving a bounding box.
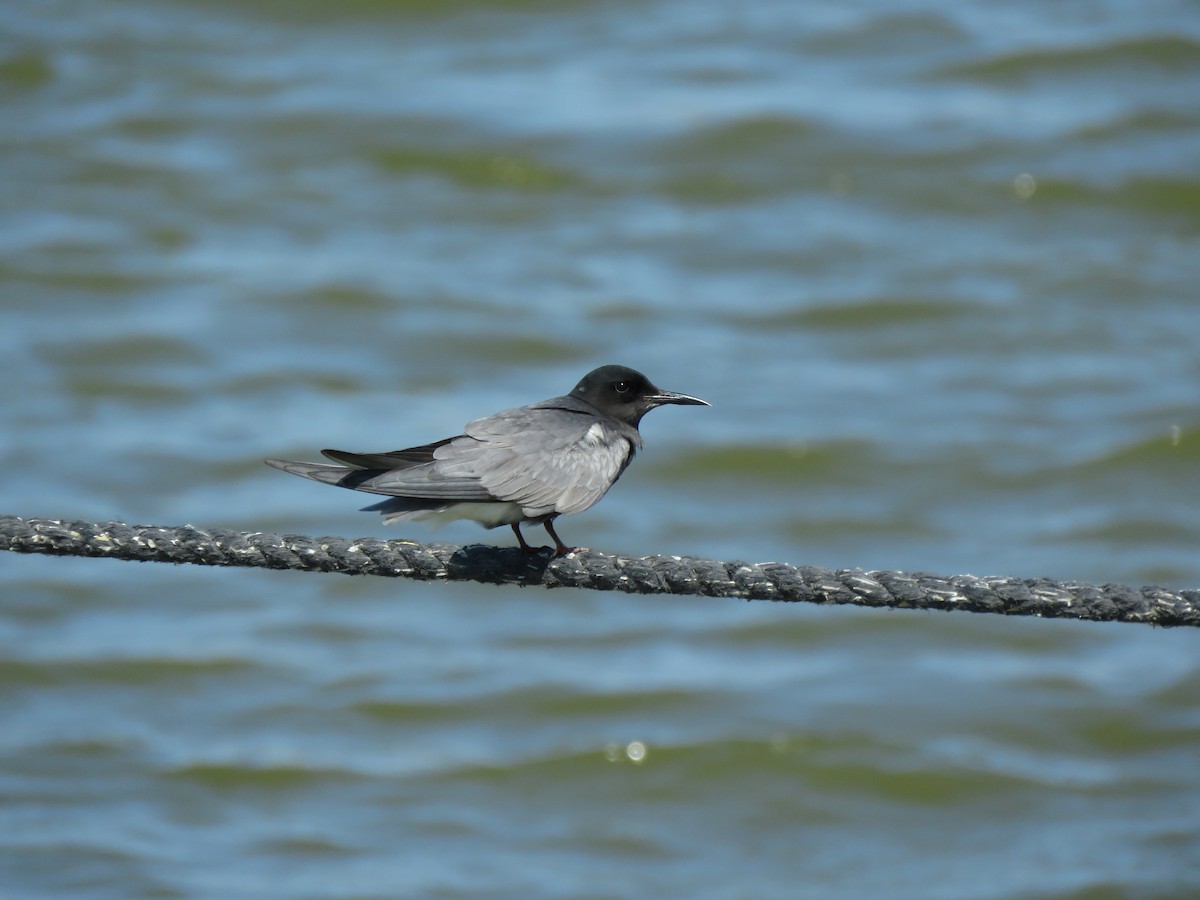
[269,406,635,514]
[321,439,454,469]
[435,406,636,518]
[264,456,497,500]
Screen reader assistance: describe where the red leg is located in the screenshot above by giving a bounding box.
[543,520,573,557]
[511,523,535,554]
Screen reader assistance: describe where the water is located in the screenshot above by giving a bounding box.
[3,1,1199,897]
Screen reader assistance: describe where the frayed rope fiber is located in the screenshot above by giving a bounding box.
[2,515,1197,627]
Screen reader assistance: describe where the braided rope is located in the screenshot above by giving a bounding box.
[2,515,1196,627]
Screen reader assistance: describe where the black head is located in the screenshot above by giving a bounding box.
[569,364,708,427]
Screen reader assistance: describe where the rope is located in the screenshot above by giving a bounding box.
[2,514,1197,627]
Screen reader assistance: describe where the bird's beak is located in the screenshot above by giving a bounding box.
[647,388,710,407]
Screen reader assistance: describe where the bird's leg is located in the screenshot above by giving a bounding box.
[511,523,536,554]
[543,520,574,558]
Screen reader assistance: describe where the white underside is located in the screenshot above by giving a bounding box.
[380,501,528,529]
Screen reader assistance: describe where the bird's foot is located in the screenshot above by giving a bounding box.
[515,542,580,559]
[514,521,579,558]
[542,521,579,558]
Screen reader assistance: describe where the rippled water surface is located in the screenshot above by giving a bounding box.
[3,1,1199,897]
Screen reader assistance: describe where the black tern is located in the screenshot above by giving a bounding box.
[265,365,708,556]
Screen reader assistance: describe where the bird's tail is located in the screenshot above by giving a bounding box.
[264,458,349,485]
[264,458,387,492]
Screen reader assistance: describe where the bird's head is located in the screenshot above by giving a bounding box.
[569,365,708,427]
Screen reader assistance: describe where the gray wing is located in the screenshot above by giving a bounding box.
[321,439,453,469]
[435,406,636,518]
[267,406,636,515]
[266,434,494,501]
[264,455,497,500]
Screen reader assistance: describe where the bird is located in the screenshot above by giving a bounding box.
[265,365,708,557]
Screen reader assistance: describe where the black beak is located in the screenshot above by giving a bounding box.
[646,388,709,408]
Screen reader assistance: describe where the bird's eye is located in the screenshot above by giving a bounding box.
[614,381,631,394]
